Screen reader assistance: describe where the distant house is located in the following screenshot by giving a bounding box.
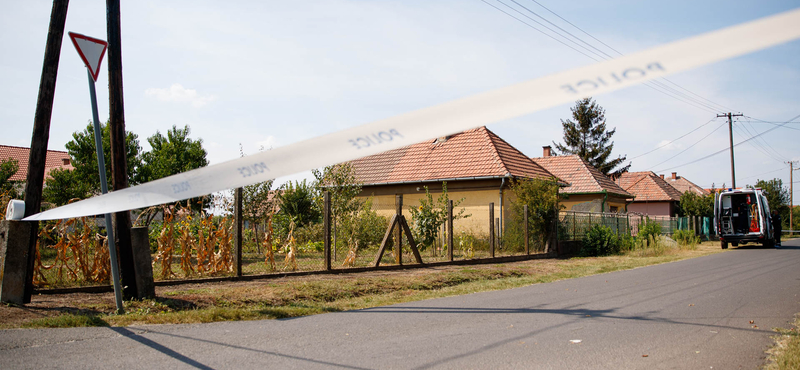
[664,172,709,196]
[616,171,683,216]
[532,146,634,213]
[0,144,74,190]
[348,126,562,235]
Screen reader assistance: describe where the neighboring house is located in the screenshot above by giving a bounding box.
[0,144,74,190]
[348,126,562,235]
[664,172,709,196]
[532,146,634,213]
[616,171,683,216]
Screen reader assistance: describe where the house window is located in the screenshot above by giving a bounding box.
[609,206,619,213]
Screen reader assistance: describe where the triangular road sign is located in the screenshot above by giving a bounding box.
[68,32,108,81]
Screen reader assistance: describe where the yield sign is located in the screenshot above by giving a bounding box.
[68,32,108,81]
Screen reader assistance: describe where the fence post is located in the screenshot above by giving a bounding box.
[572,212,576,240]
[489,203,495,258]
[234,187,243,277]
[524,204,529,255]
[324,191,332,270]
[396,194,403,265]
[447,200,454,261]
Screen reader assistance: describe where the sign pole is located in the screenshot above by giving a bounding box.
[86,68,124,313]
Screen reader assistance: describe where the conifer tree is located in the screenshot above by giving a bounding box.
[553,97,630,178]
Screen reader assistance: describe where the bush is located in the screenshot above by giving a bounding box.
[581,224,620,256]
[672,229,699,249]
[638,219,662,243]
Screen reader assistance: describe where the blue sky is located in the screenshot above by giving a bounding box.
[2,1,799,203]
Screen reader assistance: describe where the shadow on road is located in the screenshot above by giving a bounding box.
[112,327,371,370]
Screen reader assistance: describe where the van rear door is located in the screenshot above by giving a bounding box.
[713,192,719,235]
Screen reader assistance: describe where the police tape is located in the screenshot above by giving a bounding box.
[24,8,800,221]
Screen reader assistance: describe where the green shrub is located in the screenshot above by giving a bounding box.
[581,224,620,256]
[672,229,700,249]
[638,219,662,243]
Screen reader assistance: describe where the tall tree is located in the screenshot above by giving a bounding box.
[42,168,92,206]
[64,121,143,195]
[0,158,20,198]
[553,97,630,178]
[753,178,790,224]
[678,192,714,218]
[139,125,208,182]
[313,163,363,251]
[277,179,320,227]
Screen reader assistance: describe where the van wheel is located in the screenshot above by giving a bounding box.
[721,240,728,249]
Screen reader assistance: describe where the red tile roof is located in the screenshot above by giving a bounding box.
[665,174,709,195]
[349,126,558,185]
[0,145,74,182]
[617,171,682,202]
[532,155,633,198]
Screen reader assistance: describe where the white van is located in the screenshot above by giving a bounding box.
[713,188,775,249]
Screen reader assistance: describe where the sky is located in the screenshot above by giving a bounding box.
[2,1,799,204]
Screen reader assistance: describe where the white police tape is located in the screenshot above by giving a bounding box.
[24,8,800,221]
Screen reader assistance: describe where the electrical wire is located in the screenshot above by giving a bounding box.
[649,121,728,169]
[628,118,717,160]
[655,114,800,172]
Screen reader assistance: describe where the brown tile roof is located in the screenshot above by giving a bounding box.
[532,155,633,198]
[665,174,709,195]
[616,171,683,202]
[0,145,74,182]
[349,126,558,185]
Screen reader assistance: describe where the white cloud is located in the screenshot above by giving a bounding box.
[144,83,216,107]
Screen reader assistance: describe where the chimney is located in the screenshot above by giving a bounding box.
[542,145,552,157]
[671,172,677,180]
[659,174,665,179]
[62,158,70,165]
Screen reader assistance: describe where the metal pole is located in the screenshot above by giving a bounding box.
[790,162,795,236]
[524,204,529,255]
[234,187,242,277]
[489,203,495,258]
[324,191,331,270]
[447,200,453,261]
[87,69,124,313]
[718,113,743,189]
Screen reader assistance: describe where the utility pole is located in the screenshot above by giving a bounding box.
[718,112,744,189]
[791,161,798,235]
[23,0,70,304]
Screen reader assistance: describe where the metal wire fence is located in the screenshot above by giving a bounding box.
[558,210,691,241]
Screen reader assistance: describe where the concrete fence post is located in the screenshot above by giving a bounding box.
[0,221,32,304]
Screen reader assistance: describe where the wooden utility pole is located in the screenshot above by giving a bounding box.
[790,161,797,235]
[717,113,743,189]
[23,0,70,304]
[234,188,243,276]
[106,0,138,299]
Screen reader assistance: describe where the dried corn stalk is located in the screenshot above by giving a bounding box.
[178,221,195,276]
[342,240,358,267]
[91,234,111,283]
[214,220,233,273]
[263,217,275,271]
[153,210,176,279]
[283,224,297,272]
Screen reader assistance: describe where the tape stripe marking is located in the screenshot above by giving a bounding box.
[25,8,800,221]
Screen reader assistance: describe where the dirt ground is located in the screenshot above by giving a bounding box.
[1,260,549,328]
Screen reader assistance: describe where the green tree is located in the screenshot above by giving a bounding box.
[65,121,143,195]
[0,158,19,198]
[678,192,714,217]
[553,98,630,178]
[507,177,563,251]
[753,178,790,223]
[313,163,363,251]
[140,125,208,182]
[42,168,92,206]
[408,182,468,251]
[277,179,320,227]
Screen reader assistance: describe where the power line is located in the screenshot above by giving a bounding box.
[628,118,717,160]
[655,113,800,172]
[649,121,727,169]
[513,0,731,113]
[482,0,725,114]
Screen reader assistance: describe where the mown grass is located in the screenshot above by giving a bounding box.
[22,314,109,328]
[17,241,721,328]
[765,315,800,370]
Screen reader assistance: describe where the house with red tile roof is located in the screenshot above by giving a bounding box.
[616,171,683,216]
[664,172,709,196]
[0,145,74,191]
[532,146,634,213]
[348,126,562,235]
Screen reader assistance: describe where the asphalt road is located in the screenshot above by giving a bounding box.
[2,239,799,369]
